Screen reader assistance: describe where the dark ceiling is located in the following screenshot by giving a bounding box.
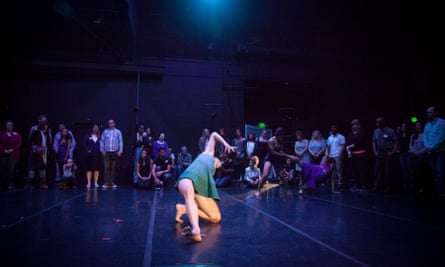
[13,0,442,67]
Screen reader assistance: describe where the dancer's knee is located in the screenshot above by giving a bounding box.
[208,213,221,224]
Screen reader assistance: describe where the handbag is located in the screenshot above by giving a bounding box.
[32,145,46,155]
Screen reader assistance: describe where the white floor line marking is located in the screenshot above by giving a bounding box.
[142,190,158,267]
[1,192,86,231]
[306,195,444,230]
[222,192,370,267]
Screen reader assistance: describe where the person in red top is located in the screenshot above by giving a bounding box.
[0,121,23,190]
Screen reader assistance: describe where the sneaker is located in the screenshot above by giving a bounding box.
[94,183,100,188]
[86,183,91,189]
[102,184,110,188]
[298,189,304,195]
[8,185,15,190]
[111,184,118,189]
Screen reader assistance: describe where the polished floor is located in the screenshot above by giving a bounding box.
[1,180,444,267]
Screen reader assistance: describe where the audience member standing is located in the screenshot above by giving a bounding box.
[84,123,101,189]
[0,121,22,190]
[243,132,261,178]
[294,130,310,183]
[198,128,210,154]
[346,119,370,191]
[176,146,193,176]
[216,128,228,157]
[409,121,433,193]
[27,114,53,189]
[423,106,445,198]
[371,117,398,193]
[326,125,346,193]
[100,119,123,189]
[53,123,76,162]
[132,124,147,184]
[232,128,246,181]
[142,127,154,158]
[53,123,76,182]
[55,128,73,188]
[397,122,413,191]
[308,130,326,165]
[153,132,169,160]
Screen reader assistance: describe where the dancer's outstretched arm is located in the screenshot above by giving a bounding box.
[281,152,301,165]
[204,132,236,155]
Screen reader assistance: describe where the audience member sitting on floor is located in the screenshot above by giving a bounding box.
[60,158,77,190]
[215,152,235,188]
[152,147,174,187]
[278,157,297,189]
[136,149,155,189]
[176,146,193,177]
[243,156,262,188]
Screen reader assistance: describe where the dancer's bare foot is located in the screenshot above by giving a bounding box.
[182,226,202,242]
[188,231,202,242]
[175,203,186,223]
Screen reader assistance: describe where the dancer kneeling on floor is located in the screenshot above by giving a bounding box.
[175,132,236,242]
[293,154,335,194]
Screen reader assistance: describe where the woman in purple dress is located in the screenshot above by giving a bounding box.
[289,154,334,194]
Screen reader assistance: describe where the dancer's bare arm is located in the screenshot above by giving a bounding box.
[204,132,236,155]
[281,152,301,164]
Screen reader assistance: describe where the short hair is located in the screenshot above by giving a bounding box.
[37,114,47,120]
[158,147,166,152]
[275,127,284,136]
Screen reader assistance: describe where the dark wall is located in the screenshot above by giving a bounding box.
[5,55,440,186]
[243,57,440,144]
[7,59,244,184]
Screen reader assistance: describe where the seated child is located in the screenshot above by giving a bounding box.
[60,159,77,190]
[243,156,262,188]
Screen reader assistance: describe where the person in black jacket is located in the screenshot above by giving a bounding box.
[84,123,101,189]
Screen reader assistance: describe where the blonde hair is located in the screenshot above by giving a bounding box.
[250,156,259,168]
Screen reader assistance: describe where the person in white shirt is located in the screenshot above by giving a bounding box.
[326,125,346,193]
